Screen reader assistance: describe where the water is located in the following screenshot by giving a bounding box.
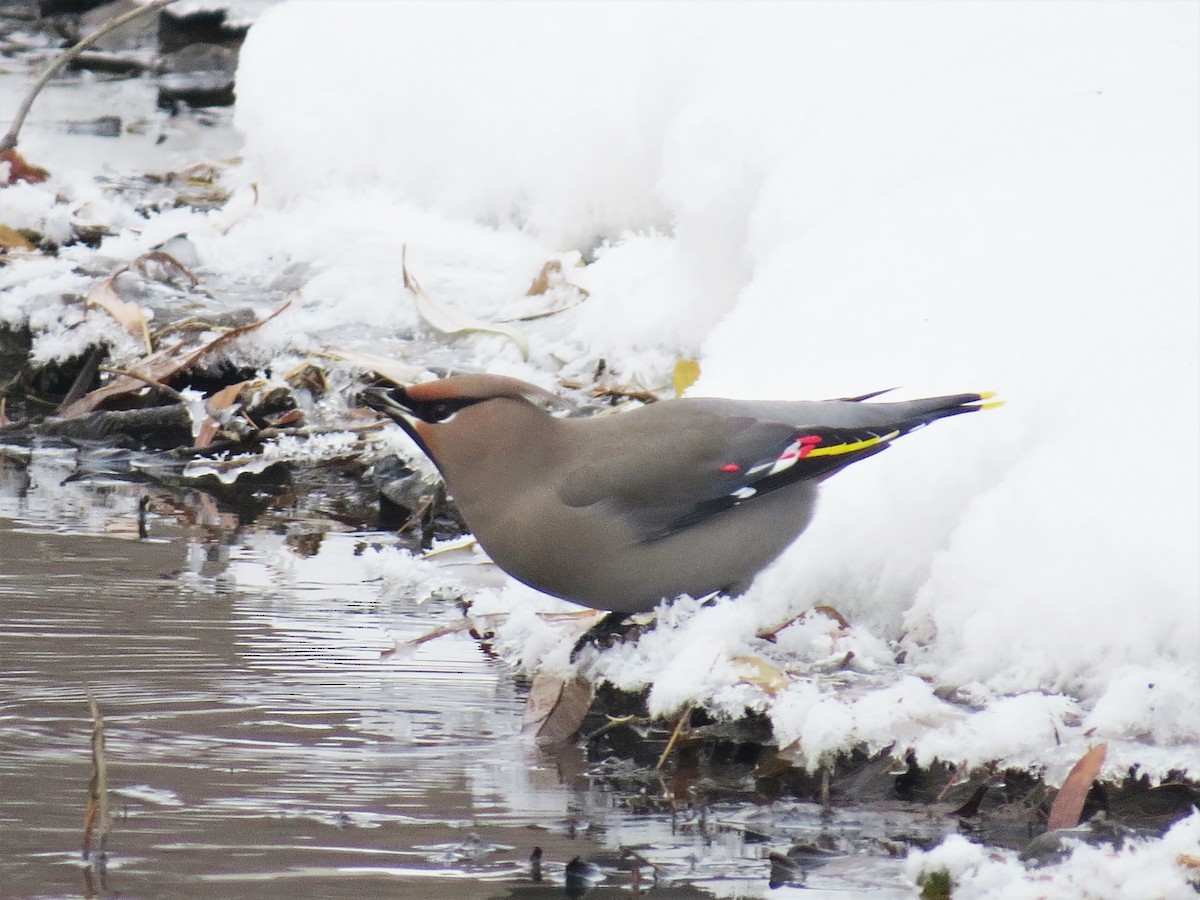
[1,447,940,899]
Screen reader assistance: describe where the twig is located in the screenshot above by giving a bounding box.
[98,365,187,403]
[271,420,389,438]
[1,0,177,153]
[82,690,110,863]
[151,318,234,342]
[583,713,647,743]
[935,761,970,803]
[655,705,693,770]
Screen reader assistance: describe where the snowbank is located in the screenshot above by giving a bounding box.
[232,0,1200,778]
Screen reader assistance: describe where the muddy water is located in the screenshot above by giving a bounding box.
[0,451,927,899]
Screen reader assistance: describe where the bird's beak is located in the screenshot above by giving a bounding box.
[361,385,414,424]
[361,385,438,461]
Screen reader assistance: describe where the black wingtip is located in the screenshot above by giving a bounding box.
[838,387,898,402]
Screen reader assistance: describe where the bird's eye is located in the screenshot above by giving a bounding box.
[429,401,455,421]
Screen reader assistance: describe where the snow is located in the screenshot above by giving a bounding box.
[906,812,1200,899]
[3,0,1198,891]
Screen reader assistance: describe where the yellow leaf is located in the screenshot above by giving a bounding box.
[731,656,788,695]
[0,223,35,251]
[672,359,700,397]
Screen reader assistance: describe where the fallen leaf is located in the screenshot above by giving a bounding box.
[731,655,788,695]
[1,148,50,185]
[1046,743,1107,830]
[284,361,328,396]
[521,671,593,743]
[321,348,429,387]
[382,619,474,659]
[194,378,256,448]
[86,275,152,354]
[672,359,700,397]
[205,379,254,414]
[404,248,530,361]
[757,604,850,642]
[132,250,198,287]
[527,259,563,295]
[59,297,293,419]
[266,408,303,427]
[812,605,851,629]
[0,223,35,251]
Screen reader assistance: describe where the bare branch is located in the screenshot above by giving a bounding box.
[1,0,177,154]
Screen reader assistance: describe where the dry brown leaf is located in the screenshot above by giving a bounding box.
[521,671,593,743]
[526,259,562,295]
[1046,743,1107,830]
[284,362,328,396]
[132,250,198,287]
[59,297,292,419]
[193,378,256,448]
[0,223,35,251]
[812,605,851,629]
[86,275,152,354]
[1,148,49,184]
[267,408,303,427]
[0,397,9,427]
[205,379,254,414]
[731,656,788,695]
[757,604,850,642]
[381,619,475,659]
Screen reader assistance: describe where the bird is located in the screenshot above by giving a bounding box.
[363,374,999,620]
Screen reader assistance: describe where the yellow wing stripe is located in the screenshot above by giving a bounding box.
[804,429,900,458]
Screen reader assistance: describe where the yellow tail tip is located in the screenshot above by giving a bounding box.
[977,391,998,400]
[979,399,1005,411]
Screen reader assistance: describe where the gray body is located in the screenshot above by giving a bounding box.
[372,379,992,614]
[450,399,820,612]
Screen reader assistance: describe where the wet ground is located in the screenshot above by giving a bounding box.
[0,448,946,899]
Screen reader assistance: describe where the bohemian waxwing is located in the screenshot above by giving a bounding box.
[363,375,999,615]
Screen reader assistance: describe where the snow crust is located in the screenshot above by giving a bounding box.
[4,2,1198,881]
